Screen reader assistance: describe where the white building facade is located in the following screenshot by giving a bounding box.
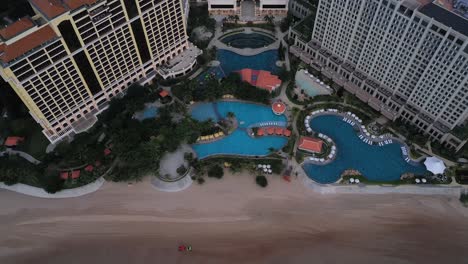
[290,0,468,150]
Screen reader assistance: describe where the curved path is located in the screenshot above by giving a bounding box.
[1,149,41,164]
[0,177,105,199]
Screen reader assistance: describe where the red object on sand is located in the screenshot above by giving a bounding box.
[178,245,186,251]
[283,176,291,182]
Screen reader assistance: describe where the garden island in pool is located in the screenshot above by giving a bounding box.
[191,101,288,159]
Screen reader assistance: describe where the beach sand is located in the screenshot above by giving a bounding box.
[1,172,468,264]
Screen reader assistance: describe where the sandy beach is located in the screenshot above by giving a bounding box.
[1,172,468,264]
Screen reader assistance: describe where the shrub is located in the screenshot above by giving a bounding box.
[460,193,468,205]
[256,175,268,188]
[197,177,205,185]
[176,165,187,176]
[208,164,224,179]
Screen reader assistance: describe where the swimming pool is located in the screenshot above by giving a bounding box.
[217,49,280,75]
[134,105,158,121]
[295,70,332,97]
[191,101,287,158]
[303,115,428,184]
[221,33,275,49]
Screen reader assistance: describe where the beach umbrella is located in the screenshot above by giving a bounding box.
[257,164,263,169]
[263,168,268,173]
[306,128,312,133]
[415,178,421,184]
[424,157,446,174]
[361,125,365,129]
[355,179,360,184]
[422,178,427,183]
[319,158,325,162]
[268,169,272,174]
[266,165,271,169]
[263,165,267,169]
[327,138,332,142]
[366,132,370,136]
[349,178,355,183]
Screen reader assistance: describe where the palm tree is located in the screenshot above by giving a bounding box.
[233,15,239,24]
[264,15,274,25]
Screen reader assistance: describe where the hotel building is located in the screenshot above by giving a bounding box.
[0,0,199,143]
[207,0,289,17]
[289,0,468,150]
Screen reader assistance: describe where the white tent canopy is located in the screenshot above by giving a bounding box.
[424,157,446,174]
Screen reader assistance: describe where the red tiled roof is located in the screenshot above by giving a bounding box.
[85,165,94,172]
[267,127,275,135]
[159,90,169,98]
[104,148,112,156]
[30,0,69,19]
[30,0,100,20]
[0,17,34,40]
[4,136,24,147]
[71,170,81,179]
[0,25,56,64]
[298,136,323,153]
[237,68,281,92]
[283,129,291,137]
[60,172,69,180]
[257,128,264,136]
[275,127,283,135]
[272,101,286,115]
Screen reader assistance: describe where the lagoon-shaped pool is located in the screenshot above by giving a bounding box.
[191,101,287,159]
[303,115,428,184]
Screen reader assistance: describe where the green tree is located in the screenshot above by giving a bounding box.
[256,175,268,187]
[208,164,224,179]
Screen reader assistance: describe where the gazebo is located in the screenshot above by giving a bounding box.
[424,157,446,175]
[272,101,286,115]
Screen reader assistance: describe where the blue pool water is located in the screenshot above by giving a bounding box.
[217,49,280,75]
[191,101,287,158]
[303,115,428,184]
[221,33,275,49]
[135,106,158,121]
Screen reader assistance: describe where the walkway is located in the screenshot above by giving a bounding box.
[0,177,105,198]
[0,149,41,164]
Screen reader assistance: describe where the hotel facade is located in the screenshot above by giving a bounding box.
[0,0,198,143]
[289,0,468,150]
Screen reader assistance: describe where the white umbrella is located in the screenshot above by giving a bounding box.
[319,158,325,162]
[263,165,267,169]
[349,178,355,183]
[327,138,332,142]
[415,178,421,183]
[257,164,263,169]
[424,157,446,174]
[306,115,311,119]
[361,125,365,129]
[268,169,272,174]
[366,132,370,136]
[306,128,312,132]
[266,165,271,169]
[304,70,308,74]
[422,178,427,183]
[355,179,360,184]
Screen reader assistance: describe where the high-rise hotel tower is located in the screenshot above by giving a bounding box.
[290,0,468,150]
[0,0,198,143]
